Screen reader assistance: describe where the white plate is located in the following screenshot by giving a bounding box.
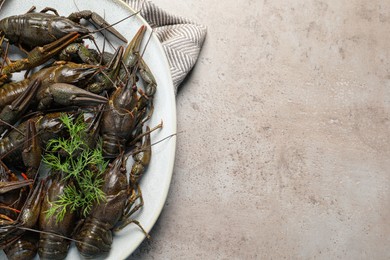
[0,0,176,259]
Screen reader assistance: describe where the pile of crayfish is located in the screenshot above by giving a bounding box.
[0,6,160,260]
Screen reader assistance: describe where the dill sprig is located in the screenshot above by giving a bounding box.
[43,113,107,222]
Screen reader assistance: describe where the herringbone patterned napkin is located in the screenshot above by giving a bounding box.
[124,0,207,93]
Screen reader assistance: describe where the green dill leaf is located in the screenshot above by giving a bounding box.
[44,113,109,221]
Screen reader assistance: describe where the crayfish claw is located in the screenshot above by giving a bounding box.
[37,32,79,57]
[121,25,146,77]
[18,180,44,228]
[90,12,128,43]
[22,119,42,179]
[38,83,108,110]
[0,78,40,135]
[8,78,40,111]
[68,10,127,43]
[2,33,79,75]
[87,46,124,94]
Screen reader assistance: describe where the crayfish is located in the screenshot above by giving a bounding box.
[0,3,162,259]
[0,6,127,50]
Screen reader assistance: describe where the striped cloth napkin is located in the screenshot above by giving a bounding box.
[123,0,207,93]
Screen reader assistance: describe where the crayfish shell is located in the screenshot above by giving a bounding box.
[75,218,113,258]
[38,176,78,260]
[38,233,71,260]
[3,231,38,260]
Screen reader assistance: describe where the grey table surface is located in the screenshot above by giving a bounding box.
[129,0,390,259]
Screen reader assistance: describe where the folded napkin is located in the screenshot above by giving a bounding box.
[123,0,207,93]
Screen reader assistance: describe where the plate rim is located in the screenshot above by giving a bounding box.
[112,1,178,258]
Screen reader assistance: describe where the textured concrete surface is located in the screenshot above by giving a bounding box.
[129,1,390,259]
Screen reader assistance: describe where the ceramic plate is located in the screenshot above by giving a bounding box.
[0,0,176,259]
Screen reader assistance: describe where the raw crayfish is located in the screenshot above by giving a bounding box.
[0,6,127,50]
[0,4,161,259]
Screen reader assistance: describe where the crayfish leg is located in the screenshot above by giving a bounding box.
[0,213,15,222]
[114,218,150,240]
[123,183,144,218]
[39,7,60,16]
[25,6,36,14]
